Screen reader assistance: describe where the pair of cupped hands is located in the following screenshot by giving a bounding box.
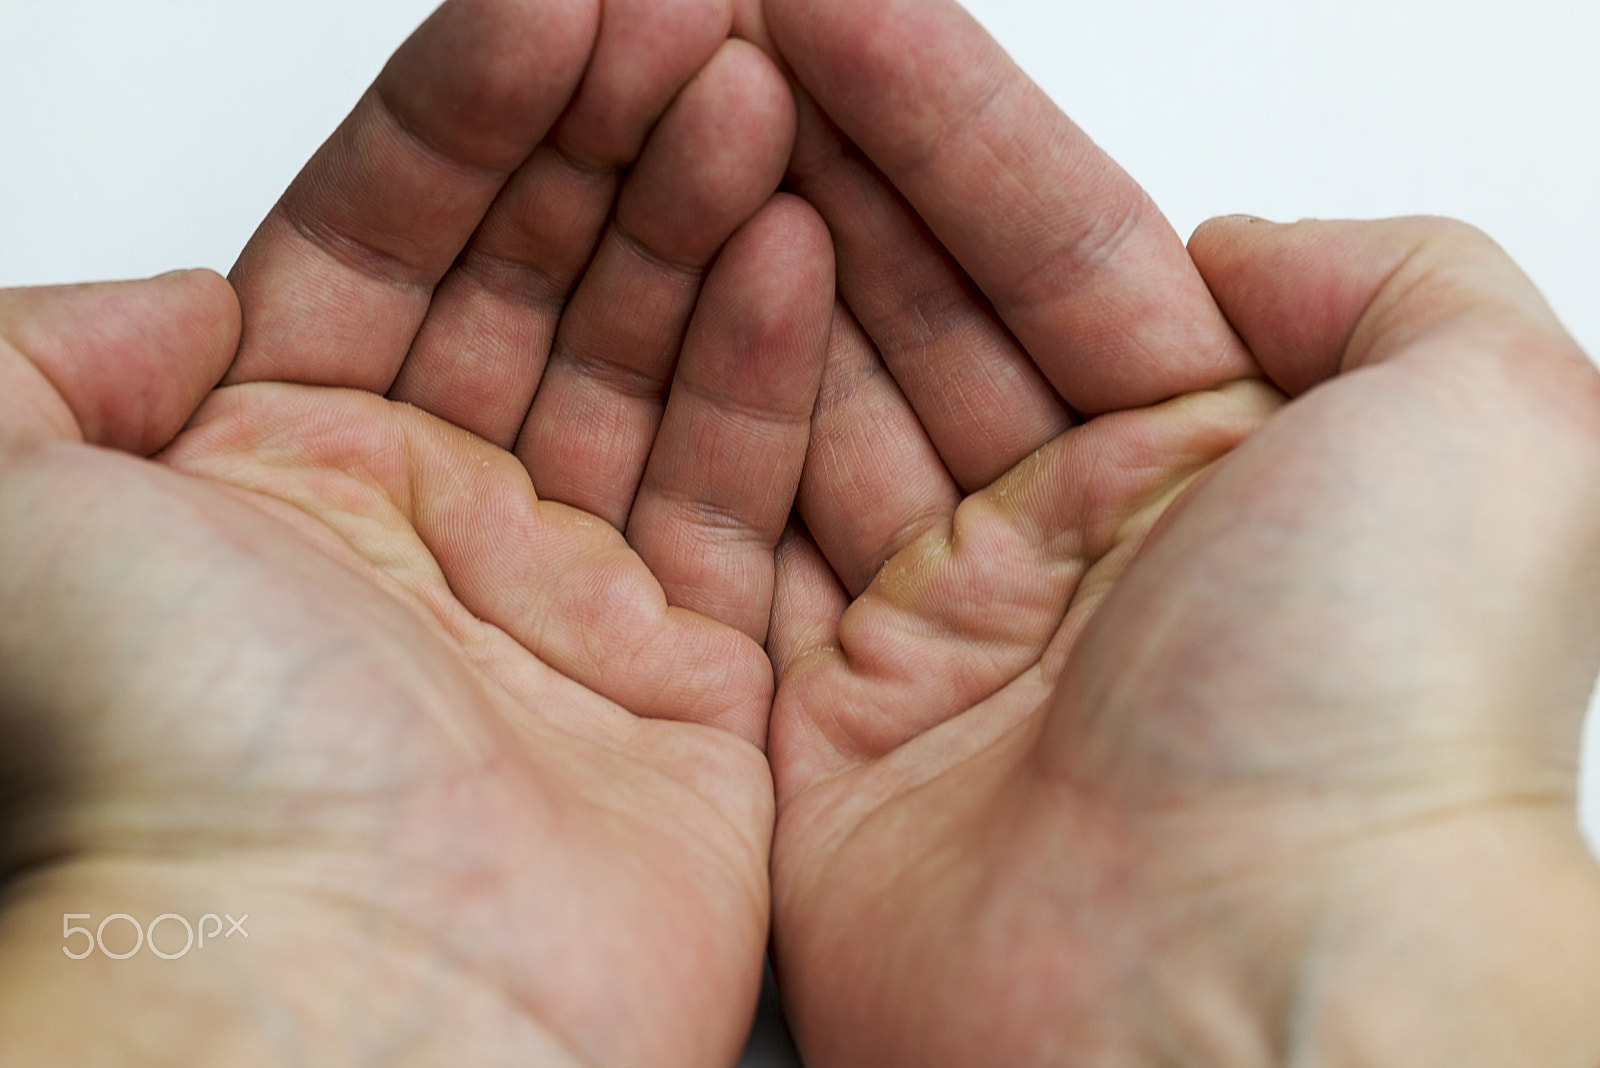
[3,0,1600,1065]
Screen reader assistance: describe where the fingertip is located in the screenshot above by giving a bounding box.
[555,0,734,166]
[161,267,244,364]
[733,192,836,310]
[1189,215,1575,397]
[0,272,240,453]
[1187,213,1280,257]
[766,0,995,142]
[613,37,797,264]
[1187,213,1292,274]
[774,0,1256,414]
[701,194,835,410]
[231,0,604,393]
[768,0,986,159]
[107,270,242,451]
[381,0,602,170]
[761,190,832,253]
[717,35,800,150]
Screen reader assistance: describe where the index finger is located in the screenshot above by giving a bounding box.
[766,0,1256,415]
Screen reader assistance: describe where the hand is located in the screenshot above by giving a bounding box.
[0,2,832,1065]
[761,0,1600,1064]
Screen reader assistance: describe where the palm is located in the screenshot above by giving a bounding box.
[5,384,772,1063]
[770,372,1277,1064]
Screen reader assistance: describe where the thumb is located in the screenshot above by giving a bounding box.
[0,270,240,454]
[1188,215,1582,397]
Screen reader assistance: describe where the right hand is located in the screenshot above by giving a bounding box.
[761,0,1600,1063]
[0,2,830,1065]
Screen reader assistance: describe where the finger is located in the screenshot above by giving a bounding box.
[0,271,239,452]
[1188,214,1585,396]
[381,146,616,448]
[766,0,1255,415]
[786,88,1074,490]
[796,304,961,597]
[387,0,735,447]
[626,195,833,643]
[226,0,600,391]
[514,39,795,528]
[769,519,848,684]
[768,519,850,780]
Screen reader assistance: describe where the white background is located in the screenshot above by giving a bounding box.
[2,2,1598,1061]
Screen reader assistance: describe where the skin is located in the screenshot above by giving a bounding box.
[0,1,833,1065]
[1,0,1597,1064]
[760,0,1600,1064]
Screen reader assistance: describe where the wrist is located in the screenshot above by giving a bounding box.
[1280,810,1600,1068]
[1,857,290,1065]
[0,854,586,1066]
